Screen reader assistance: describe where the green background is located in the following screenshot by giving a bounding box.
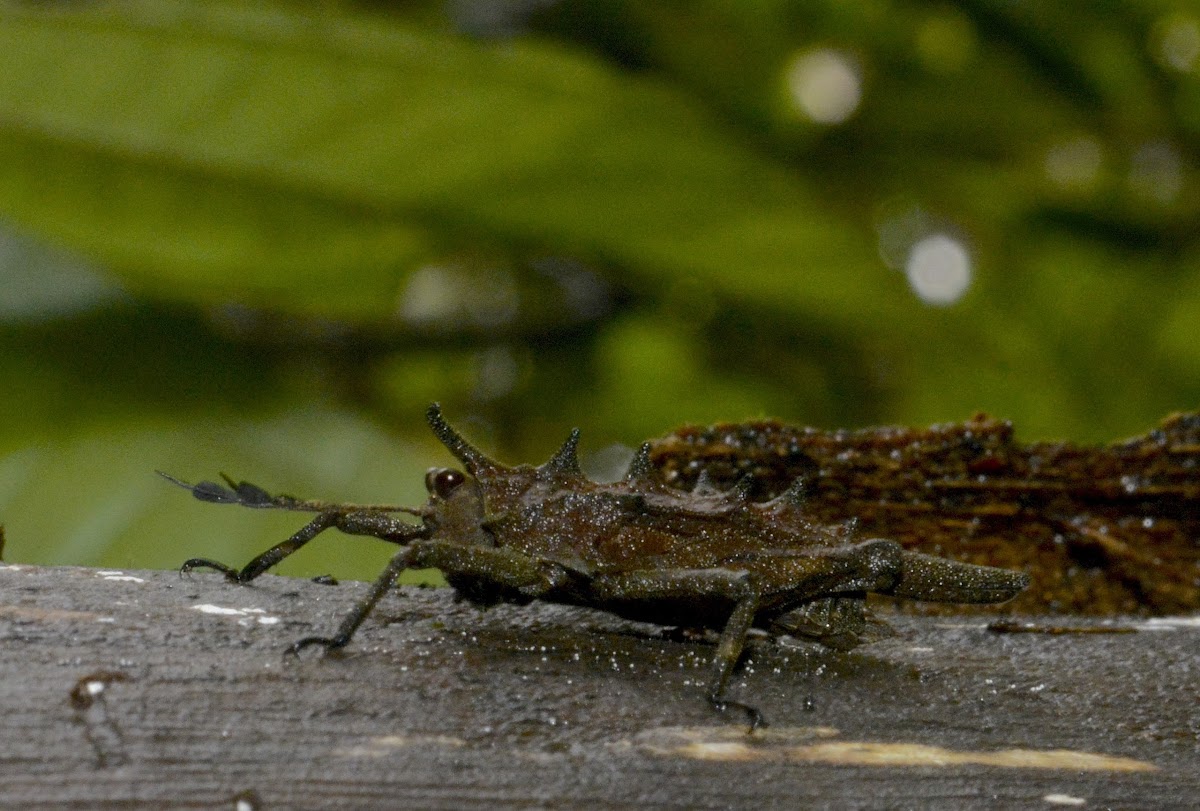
[1,0,1197,582]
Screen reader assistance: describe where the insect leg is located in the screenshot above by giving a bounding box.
[743,541,1027,605]
[590,568,765,729]
[182,512,338,583]
[182,511,425,584]
[404,541,565,595]
[731,539,904,598]
[888,550,1029,603]
[289,541,562,655]
[289,543,419,655]
[707,584,765,730]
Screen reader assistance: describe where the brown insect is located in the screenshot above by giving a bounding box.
[165,404,1029,728]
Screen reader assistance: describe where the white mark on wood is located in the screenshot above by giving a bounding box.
[0,564,24,571]
[1044,794,1087,806]
[1138,616,1200,630]
[97,570,146,583]
[192,604,280,626]
[194,604,246,616]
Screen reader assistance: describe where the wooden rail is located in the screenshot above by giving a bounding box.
[0,564,1195,808]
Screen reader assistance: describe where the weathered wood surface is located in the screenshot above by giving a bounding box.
[1,564,1196,809]
[650,411,1200,615]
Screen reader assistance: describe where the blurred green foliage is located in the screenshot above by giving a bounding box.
[0,0,1197,578]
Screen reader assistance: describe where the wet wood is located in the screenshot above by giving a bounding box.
[1,564,1196,809]
[650,411,1200,615]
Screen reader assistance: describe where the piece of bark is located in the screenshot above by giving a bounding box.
[1,564,1196,809]
[649,412,1200,614]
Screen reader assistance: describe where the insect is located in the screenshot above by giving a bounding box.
[166,403,1029,729]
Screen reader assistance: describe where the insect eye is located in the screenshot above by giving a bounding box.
[425,468,466,498]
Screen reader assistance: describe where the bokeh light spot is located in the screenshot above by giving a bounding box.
[398,264,520,330]
[905,234,972,306]
[1043,136,1104,189]
[1152,13,1200,73]
[785,48,862,125]
[1129,140,1184,204]
[398,264,459,326]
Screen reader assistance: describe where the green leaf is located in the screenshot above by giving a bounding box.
[0,0,896,327]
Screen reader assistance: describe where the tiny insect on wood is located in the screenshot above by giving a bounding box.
[164,403,1029,729]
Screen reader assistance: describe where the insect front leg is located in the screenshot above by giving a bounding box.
[405,541,568,596]
[182,511,424,584]
[589,568,765,730]
[290,540,564,655]
[288,542,422,655]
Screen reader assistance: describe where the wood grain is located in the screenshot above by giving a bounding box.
[0,564,1195,809]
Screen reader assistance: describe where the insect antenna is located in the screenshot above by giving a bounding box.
[156,471,425,516]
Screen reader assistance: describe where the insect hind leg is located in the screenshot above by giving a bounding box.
[590,567,767,731]
[706,581,766,731]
